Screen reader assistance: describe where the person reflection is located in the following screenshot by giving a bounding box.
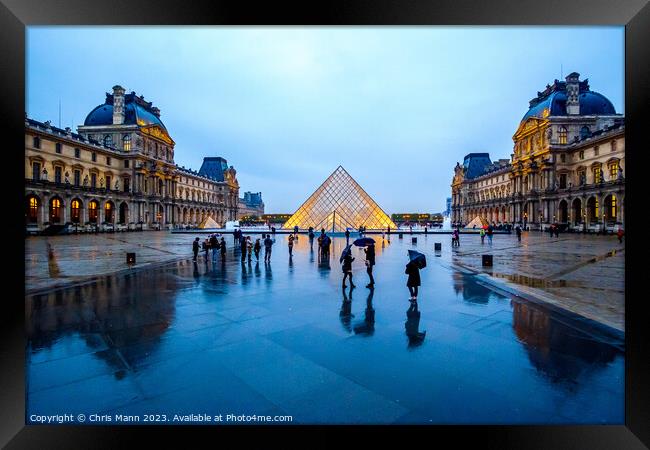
[405,301,426,347]
[353,288,375,336]
[339,285,354,333]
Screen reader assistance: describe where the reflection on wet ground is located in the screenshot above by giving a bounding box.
[26,235,624,424]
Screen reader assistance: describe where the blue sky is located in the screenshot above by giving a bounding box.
[26,27,624,213]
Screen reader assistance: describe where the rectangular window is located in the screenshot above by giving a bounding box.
[124,160,130,168]
[106,176,112,190]
[54,166,62,184]
[106,156,112,166]
[92,152,97,162]
[74,148,80,158]
[559,174,567,189]
[33,137,40,149]
[55,143,62,154]
[594,167,602,183]
[32,162,41,181]
[91,173,97,188]
[74,170,81,186]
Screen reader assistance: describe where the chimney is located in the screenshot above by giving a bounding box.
[112,85,126,125]
[565,72,580,115]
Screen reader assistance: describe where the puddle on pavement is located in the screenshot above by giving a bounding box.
[491,273,584,288]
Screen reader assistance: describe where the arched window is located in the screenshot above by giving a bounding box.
[71,199,81,223]
[103,135,113,147]
[49,198,62,223]
[558,126,568,144]
[580,126,590,140]
[104,202,114,223]
[122,134,131,151]
[88,200,98,223]
[27,196,39,223]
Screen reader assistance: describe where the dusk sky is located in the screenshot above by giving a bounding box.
[26,27,624,214]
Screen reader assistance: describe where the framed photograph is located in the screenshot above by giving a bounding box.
[2,0,648,447]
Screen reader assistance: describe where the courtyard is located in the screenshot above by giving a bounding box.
[26,231,624,424]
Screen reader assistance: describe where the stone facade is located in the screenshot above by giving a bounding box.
[452,73,625,231]
[25,85,240,233]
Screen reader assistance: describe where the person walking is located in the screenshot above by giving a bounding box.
[405,260,421,302]
[617,227,624,244]
[364,242,375,288]
[246,236,253,262]
[487,225,493,245]
[288,233,295,258]
[192,237,200,261]
[516,224,522,242]
[254,238,261,261]
[342,251,355,289]
[220,237,227,261]
[264,234,274,262]
[480,228,485,244]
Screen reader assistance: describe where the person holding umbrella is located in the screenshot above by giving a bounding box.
[406,250,426,302]
[353,237,376,288]
[340,244,355,289]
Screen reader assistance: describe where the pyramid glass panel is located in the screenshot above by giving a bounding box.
[283,166,397,232]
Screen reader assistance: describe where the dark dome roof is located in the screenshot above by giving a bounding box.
[522,90,616,122]
[83,93,168,130]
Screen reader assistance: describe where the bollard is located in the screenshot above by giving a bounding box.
[434,243,442,251]
[127,252,136,265]
[482,254,493,267]
[412,237,417,244]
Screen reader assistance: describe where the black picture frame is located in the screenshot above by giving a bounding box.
[2,0,648,447]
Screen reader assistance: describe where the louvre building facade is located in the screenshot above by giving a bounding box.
[25,85,241,233]
[451,73,625,231]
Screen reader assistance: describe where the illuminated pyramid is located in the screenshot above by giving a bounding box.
[283,166,397,232]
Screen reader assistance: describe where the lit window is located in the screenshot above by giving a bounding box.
[558,127,568,144]
[71,199,81,223]
[123,135,131,151]
[28,197,39,223]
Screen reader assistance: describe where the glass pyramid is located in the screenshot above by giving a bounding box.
[283,166,397,232]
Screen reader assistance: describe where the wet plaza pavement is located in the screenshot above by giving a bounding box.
[26,233,624,424]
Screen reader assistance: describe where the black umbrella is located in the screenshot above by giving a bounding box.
[408,250,426,269]
[340,244,353,263]
[353,237,375,247]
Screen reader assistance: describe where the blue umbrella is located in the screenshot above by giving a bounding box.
[353,237,375,247]
[408,250,427,269]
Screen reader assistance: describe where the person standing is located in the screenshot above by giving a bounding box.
[342,252,355,289]
[240,234,247,261]
[254,238,261,261]
[288,233,295,257]
[220,237,227,261]
[264,234,274,262]
[480,228,485,244]
[246,236,253,262]
[364,243,375,288]
[516,224,522,242]
[405,260,421,302]
[210,234,219,259]
[192,237,200,261]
